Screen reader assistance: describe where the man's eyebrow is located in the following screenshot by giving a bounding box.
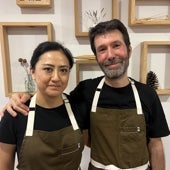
[96,44,106,49]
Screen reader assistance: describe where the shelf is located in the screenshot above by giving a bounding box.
[16,0,52,8]
[129,0,170,26]
[140,41,170,95]
[0,22,53,96]
[74,0,118,37]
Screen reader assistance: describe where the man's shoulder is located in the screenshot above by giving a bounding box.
[70,76,104,100]
[79,76,104,86]
[132,78,158,97]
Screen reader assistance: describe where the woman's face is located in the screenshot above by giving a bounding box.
[31,50,70,98]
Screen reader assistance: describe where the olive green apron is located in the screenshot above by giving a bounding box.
[17,94,84,170]
[89,78,150,170]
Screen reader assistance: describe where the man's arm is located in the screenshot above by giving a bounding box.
[0,143,16,170]
[148,137,165,170]
[0,93,31,117]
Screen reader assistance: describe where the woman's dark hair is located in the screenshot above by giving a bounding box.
[89,19,131,55]
[30,41,74,69]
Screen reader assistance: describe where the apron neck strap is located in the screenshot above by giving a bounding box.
[129,78,143,115]
[91,77,105,112]
[62,94,79,130]
[91,77,143,115]
[25,94,36,136]
[25,93,79,137]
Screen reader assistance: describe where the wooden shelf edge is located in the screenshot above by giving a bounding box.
[0,22,52,26]
[156,89,170,95]
[129,20,170,26]
[75,32,88,37]
[16,0,52,8]
[74,55,95,60]
[142,41,170,45]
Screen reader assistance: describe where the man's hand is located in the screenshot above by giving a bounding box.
[1,93,31,117]
[0,106,7,118]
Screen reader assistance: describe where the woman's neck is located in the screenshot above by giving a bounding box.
[35,93,63,108]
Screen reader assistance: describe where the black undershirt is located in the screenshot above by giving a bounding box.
[0,96,89,156]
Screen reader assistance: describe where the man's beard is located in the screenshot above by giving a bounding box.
[98,56,129,79]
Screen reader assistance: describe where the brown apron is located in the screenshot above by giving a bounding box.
[17,94,84,170]
[89,78,150,170]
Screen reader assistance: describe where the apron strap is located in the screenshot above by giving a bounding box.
[129,79,143,115]
[91,77,143,115]
[25,93,79,137]
[91,77,105,112]
[62,94,79,130]
[25,94,36,136]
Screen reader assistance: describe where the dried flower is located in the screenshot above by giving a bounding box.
[85,8,106,26]
[18,58,29,74]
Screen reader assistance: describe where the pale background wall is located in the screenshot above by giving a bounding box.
[0,0,169,170]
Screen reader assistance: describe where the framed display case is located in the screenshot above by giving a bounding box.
[140,41,170,95]
[16,0,52,8]
[0,22,53,96]
[74,0,118,37]
[129,0,170,26]
[75,55,102,84]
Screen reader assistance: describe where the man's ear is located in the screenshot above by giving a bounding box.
[128,46,132,57]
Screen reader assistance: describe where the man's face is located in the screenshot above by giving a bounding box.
[94,29,131,79]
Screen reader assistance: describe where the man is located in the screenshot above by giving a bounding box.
[1,19,170,170]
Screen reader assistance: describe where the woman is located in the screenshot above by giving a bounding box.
[0,41,89,170]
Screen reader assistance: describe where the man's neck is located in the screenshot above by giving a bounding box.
[104,74,130,88]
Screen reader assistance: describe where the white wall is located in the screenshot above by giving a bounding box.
[0,0,170,170]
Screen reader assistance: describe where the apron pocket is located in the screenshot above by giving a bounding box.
[119,127,149,167]
[61,143,81,155]
[61,143,84,169]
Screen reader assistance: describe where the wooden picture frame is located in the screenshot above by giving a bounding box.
[0,22,53,96]
[140,41,170,95]
[129,0,170,26]
[74,55,104,84]
[74,0,118,37]
[75,56,96,84]
[16,0,52,8]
